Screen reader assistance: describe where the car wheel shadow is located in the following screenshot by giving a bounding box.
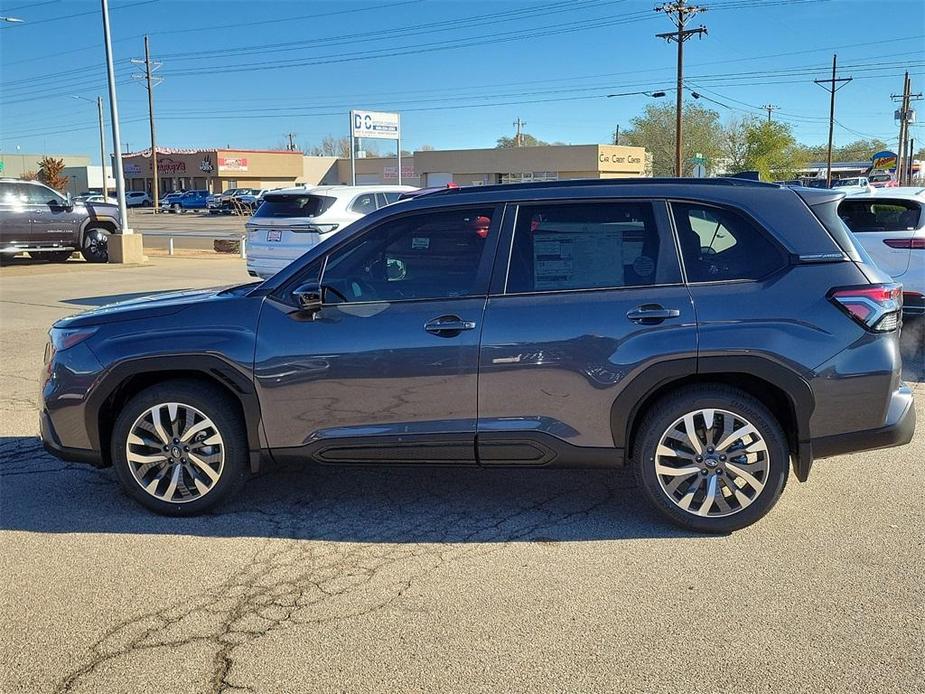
[0,436,699,542]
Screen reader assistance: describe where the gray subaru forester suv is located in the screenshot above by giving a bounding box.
[40,178,915,532]
[0,179,120,262]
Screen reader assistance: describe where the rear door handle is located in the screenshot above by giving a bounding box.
[424,315,477,336]
[626,304,681,324]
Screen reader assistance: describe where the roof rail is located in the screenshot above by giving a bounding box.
[425,176,779,197]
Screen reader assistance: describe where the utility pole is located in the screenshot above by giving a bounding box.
[892,73,922,185]
[613,124,620,145]
[656,0,707,177]
[513,117,526,147]
[762,104,779,124]
[100,0,129,236]
[814,54,852,188]
[97,96,108,199]
[131,36,162,210]
[287,133,296,151]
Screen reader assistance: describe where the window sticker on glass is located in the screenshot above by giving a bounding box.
[532,222,624,290]
[411,237,430,250]
[266,230,282,242]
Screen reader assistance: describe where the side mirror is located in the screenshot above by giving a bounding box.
[292,281,323,313]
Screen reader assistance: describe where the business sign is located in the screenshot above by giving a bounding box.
[218,156,248,172]
[383,164,415,180]
[351,110,400,140]
[871,150,897,170]
[157,157,187,174]
[199,155,215,173]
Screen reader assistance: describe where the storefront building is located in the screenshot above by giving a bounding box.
[121,148,305,194]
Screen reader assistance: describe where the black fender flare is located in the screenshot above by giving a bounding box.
[86,354,263,467]
[611,354,816,480]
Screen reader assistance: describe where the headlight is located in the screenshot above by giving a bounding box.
[48,326,98,353]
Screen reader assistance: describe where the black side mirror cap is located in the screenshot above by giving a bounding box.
[292,282,323,313]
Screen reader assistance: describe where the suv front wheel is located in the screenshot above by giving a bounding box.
[634,385,789,533]
[81,227,110,263]
[111,380,249,515]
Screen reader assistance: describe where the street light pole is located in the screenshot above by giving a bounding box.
[72,95,109,199]
[100,0,129,230]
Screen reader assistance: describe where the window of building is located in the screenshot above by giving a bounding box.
[499,171,559,184]
[321,207,495,303]
[506,202,677,294]
[672,202,788,283]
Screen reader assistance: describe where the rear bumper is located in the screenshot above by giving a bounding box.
[812,383,916,459]
[40,409,102,466]
[902,292,924,317]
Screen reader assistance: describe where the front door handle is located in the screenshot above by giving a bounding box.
[424,315,477,336]
[626,304,681,324]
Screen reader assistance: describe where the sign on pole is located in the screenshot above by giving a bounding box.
[349,110,402,185]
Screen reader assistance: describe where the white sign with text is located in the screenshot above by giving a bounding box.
[351,110,400,140]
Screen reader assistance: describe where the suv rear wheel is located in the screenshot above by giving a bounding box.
[81,227,110,263]
[634,385,788,533]
[111,380,249,515]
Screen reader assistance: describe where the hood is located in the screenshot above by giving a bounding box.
[55,282,261,328]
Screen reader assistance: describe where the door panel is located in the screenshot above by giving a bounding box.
[31,203,83,246]
[254,296,485,459]
[477,199,696,460]
[477,287,697,452]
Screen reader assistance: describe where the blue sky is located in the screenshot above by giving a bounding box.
[1,0,923,164]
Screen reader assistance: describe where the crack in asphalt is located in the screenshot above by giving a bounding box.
[0,441,632,694]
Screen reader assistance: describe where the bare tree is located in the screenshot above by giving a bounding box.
[308,135,351,158]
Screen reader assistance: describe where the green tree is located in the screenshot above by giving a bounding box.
[36,156,69,192]
[743,119,806,180]
[496,133,552,148]
[621,101,725,176]
[798,138,890,163]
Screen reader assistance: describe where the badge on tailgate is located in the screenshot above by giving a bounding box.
[266,230,282,242]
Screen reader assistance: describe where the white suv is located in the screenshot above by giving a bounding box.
[839,189,925,317]
[245,184,415,278]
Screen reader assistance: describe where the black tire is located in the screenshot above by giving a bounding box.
[633,385,789,533]
[80,227,110,263]
[44,250,74,263]
[111,380,249,515]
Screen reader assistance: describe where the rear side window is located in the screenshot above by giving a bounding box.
[253,194,334,218]
[506,202,679,294]
[839,199,922,232]
[672,203,787,282]
[350,192,378,214]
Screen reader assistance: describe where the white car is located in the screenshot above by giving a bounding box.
[839,191,924,317]
[245,184,416,279]
[82,194,119,205]
[125,191,152,207]
[832,177,873,195]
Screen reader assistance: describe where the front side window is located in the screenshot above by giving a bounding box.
[672,203,787,282]
[839,199,922,232]
[350,192,378,214]
[321,207,495,303]
[1,183,64,205]
[506,201,678,294]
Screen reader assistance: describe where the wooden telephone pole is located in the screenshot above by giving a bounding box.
[892,73,922,186]
[131,37,162,209]
[814,54,852,188]
[656,0,707,177]
[513,118,526,147]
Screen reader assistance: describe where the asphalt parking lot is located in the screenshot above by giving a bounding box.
[1,257,923,694]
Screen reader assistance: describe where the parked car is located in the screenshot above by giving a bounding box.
[82,194,118,205]
[161,189,210,213]
[222,189,266,215]
[839,191,925,317]
[832,177,873,194]
[0,179,120,262]
[207,188,256,214]
[41,178,915,531]
[125,191,152,207]
[245,184,416,279]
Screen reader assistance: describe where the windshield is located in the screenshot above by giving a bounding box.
[253,194,335,218]
[833,178,861,187]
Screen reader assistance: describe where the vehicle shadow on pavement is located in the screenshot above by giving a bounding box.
[0,436,697,542]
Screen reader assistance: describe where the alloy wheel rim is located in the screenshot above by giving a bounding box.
[654,408,769,518]
[126,402,224,504]
[85,231,108,258]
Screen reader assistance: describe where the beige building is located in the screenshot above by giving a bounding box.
[0,152,91,179]
[121,148,306,193]
[118,144,649,193]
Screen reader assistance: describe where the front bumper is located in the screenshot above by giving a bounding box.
[40,409,102,466]
[812,383,916,459]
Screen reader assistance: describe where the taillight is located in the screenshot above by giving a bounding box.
[829,284,902,332]
[883,238,925,249]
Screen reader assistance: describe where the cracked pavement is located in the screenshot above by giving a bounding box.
[1,257,923,694]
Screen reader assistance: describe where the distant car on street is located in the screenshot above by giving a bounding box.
[868,172,898,189]
[245,184,416,278]
[832,177,873,194]
[125,191,152,207]
[162,189,210,213]
[82,194,118,205]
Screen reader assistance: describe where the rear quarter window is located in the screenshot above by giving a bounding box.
[253,194,335,218]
